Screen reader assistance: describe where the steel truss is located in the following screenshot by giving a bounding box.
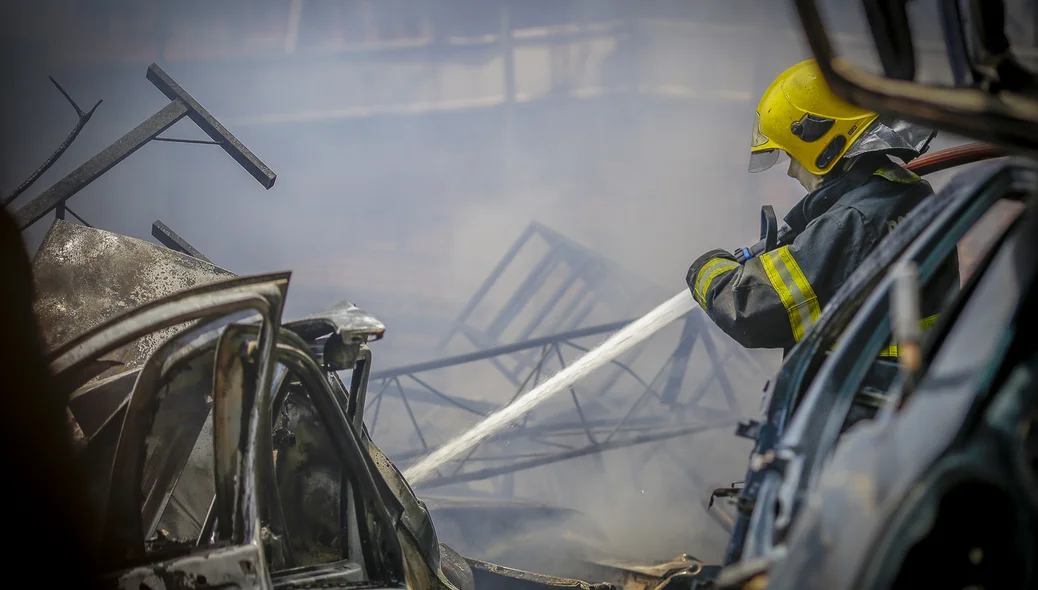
[363,221,767,498]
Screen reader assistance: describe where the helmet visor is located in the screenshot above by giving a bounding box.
[749,149,788,173]
[748,111,788,172]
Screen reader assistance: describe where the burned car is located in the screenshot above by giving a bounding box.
[42,220,607,590]
[39,219,708,590]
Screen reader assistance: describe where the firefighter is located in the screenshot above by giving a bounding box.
[686,59,959,353]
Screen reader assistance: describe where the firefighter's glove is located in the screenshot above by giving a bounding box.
[686,249,741,309]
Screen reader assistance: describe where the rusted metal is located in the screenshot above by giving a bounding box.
[47,274,289,566]
[32,221,236,383]
[48,272,288,379]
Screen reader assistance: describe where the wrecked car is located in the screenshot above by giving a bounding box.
[710,1,1038,588]
[40,220,704,590]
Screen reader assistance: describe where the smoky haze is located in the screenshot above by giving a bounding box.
[0,0,1001,574]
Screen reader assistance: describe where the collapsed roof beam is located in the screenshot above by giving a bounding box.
[151,220,211,264]
[14,63,276,231]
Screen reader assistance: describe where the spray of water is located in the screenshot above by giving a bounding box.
[403,289,699,485]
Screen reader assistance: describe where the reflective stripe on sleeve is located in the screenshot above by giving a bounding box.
[760,246,822,341]
[878,314,941,357]
[693,258,739,307]
[874,166,921,184]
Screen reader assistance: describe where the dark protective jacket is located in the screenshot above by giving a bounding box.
[686,155,960,353]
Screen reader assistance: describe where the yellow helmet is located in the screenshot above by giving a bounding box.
[750,59,880,176]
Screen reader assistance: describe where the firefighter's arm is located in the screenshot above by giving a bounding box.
[686,207,875,350]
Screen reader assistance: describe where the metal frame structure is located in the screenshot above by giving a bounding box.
[358,221,765,497]
[10,63,276,232]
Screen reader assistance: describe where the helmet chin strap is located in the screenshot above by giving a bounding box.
[787,157,823,192]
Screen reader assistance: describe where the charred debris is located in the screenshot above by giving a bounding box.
[12,62,726,590]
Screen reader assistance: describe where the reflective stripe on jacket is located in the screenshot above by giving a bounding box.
[686,157,960,352]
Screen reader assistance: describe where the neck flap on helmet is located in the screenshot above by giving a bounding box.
[842,118,937,164]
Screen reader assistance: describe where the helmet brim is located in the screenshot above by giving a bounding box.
[749,148,789,173]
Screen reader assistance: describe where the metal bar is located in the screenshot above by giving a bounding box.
[369,390,384,435]
[505,262,594,379]
[406,373,487,416]
[459,326,523,387]
[514,263,583,343]
[567,386,595,445]
[697,322,743,415]
[65,206,92,227]
[151,220,212,263]
[563,289,605,330]
[499,471,516,497]
[146,63,276,189]
[554,346,597,445]
[381,383,498,414]
[449,344,554,478]
[2,77,102,206]
[505,344,553,406]
[591,345,646,401]
[347,349,372,428]
[394,378,428,451]
[484,250,561,340]
[684,348,736,409]
[412,421,734,489]
[529,436,576,451]
[660,314,699,404]
[437,224,537,348]
[450,440,482,476]
[562,340,665,400]
[371,318,632,379]
[602,356,673,443]
[14,100,189,229]
[366,379,392,412]
[152,137,223,145]
[463,451,558,463]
